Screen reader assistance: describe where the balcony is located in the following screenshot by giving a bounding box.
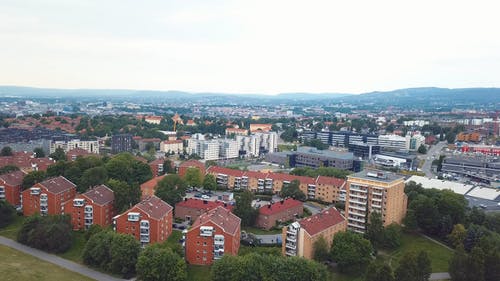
[348,222,365,230]
[30,188,41,195]
[349,204,366,211]
[307,185,316,190]
[140,235,150,243]
[285,243,296,249]
[140,229,149,234]
[308,191,315,195]
[85,219,93,225]
[372,191,383,196]
[348,216,365,223]
[372,197,382,202]
[84,206,93,213]
[128,212,140,222]
[371,204,382,209]
[349,193,367,199]
[140,220,150,228]
[349,209,366,217]
[349,198,367,205]
[214,235,224,245]
[84,213,93,219]
[350,186,367,193]
[73,199,85,207]
[200,226,214,237]
[285,250,297,256]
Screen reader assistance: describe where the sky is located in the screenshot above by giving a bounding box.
[1,0,500,94]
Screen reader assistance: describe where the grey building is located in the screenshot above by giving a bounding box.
[111,134,133,154]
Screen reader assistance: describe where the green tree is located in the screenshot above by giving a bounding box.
[106,153,152,184]
[79,166,108,192]
[416,251,432,281]
[83,230,113,269]
[330,231,373,273]
[365,262,395,281]
[449,246,468,281]
[203,174,217,191]
[49,147,66,161]
[162,159,175,174]
[280,179,306,201]
[383,223,402,249]
[33,147,45,158]
[0,201,16,228]
[313,236,330,262]
[107,179,141,213]
[233,190,258,227]
[395,250,431,281]
[448,224,467,248]
[155,174,187,207]
[1,146,13,156]
[0,165,19,175]
[136,244,187,281]
[46,160,68,177]
[366,212,384,250]
[109,233,141,278]
[183,167,203,187]
[21,170,46,189]
[17,214,73,253]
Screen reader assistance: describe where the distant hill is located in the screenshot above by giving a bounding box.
[0,85,499,106]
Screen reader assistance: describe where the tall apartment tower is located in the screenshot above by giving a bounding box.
[344,170,407,233]
[111,134,133,154]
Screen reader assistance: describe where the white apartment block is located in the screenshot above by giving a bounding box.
[219,139,239,159]
[187,138,220,161]
[377,135,410,151]
[236,135,260,157]
[50,139,99,154]
[160,140,184,154]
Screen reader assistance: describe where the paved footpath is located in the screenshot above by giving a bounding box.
[429,272,451,280]
[0,236,127,281]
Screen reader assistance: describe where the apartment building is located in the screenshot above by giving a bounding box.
[292,146,358,171]
[206,166,346,203]
[22,176,77,216]
[250,123,272,132]
[149,158,168,177]
[219,139,239,159]
[111,134,132,154]
[377,134,410,151]
[185,206,241,265]
[113,196,173,246]
[0,170,25,206]
[66,147,93,161]
[282,207,347,259]
[175,198,232,222]
[0,151,55,172]
[344,170,407,233]
[144,116,162,125]
[187,139,220,161]
[178,160,206,178]
[256,198,303,230]
[225,128,248,136]
[63,185,115,230]
[236,135,260,157]
[50,139,99,154]
[160,140,184,154]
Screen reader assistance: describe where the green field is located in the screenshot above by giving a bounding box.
[187,265,211,281]
[0,244,95,281]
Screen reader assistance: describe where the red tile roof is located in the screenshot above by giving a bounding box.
[191,206,240,235]
[140,175,166,198]
[83,185,114,206]
[259,198,303,216]
[207,166,245,177]
[267,172,315,185]
[38,176,76,194]
[176,198,233,212]
[244,170,268,179]
[299,208,346,236]
[134,196,173,220]
[179,160,205,169]
[163,140,183,144]
[0,170,25,186]
[315,176,346,187]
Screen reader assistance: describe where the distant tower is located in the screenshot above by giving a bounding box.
[172,113,183,132]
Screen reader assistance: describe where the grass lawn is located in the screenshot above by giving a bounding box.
[242,226,282,235]
[165,230,183,248]
[238,245,281,256]
[0,215,25,240]
[0,244,95,281]
[383,233,453,272]
[187,265,211,281]
[57,231,86,263]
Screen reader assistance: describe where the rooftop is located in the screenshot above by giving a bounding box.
[134,196,173,220]
[259,198,303,216]
[140,175,166,198]
[0,170,25,186]
[349,169,404,183]
[191,206,241,235]
[176,198,232,212]
[38,176,76,194]
[405,175,474,195]
[299,207,346,236]
[83,184,114,206]
[466,186,500,201]
[296,146,355,160]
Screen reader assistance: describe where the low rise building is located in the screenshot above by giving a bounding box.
[175,198,232,223]
[50,139,99,154]
[185,206,241,265]
[160,140,184,154]
[0,170,25,206]
[22,176,77,216]
[282,208,347,259]
[63,185,115,230]
[256,198,303,230]
[178,160,206,178]
[113,196,173,246]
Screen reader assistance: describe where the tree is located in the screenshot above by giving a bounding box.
[0,201,16,228]
[49,147,66,161]
[203,174,217,191]
[313,236,329,262]
[303,139,329,150]
[416,251,432,281]
[1,146,13,156]
[448,224,467,248]
[21,170,46,189]
[83,230,113,269]
[0,164,19,175]
[109,233,141,278]
[183,167,203,187]
[107,179,141,213]
[106,153,152,184]
[17,214,73,253]
[280,180,306,201]
[155,174,187,207]
[464,224,486,252]
[365,262,395,281]
[449,246,468,281]
[383,223,402,249]
[162,159,175,174]
[418,144,427,154]
[33,147,45,158]
[366,212,384,250]
[136,244,187,281]
[330,231,373,273]
[233,190,258,227]
[79,166,108,192]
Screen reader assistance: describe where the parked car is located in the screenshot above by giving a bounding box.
[194,193,203,198]
[201,195,210,199]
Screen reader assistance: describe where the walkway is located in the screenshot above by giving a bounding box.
[0,236,126,281]
[429,272,451,280]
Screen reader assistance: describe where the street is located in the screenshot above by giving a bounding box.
[420,141,447,178]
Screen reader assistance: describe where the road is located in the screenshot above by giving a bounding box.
[0,236,127,281]
[420,141,447,178]
[429,272,451,280]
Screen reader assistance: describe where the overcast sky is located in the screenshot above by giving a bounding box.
[1,0,499,94]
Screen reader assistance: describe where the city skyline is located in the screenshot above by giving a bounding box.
[1,0,500,94]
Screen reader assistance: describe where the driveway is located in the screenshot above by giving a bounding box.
[0,236,126,281]
[255,234,282,245]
